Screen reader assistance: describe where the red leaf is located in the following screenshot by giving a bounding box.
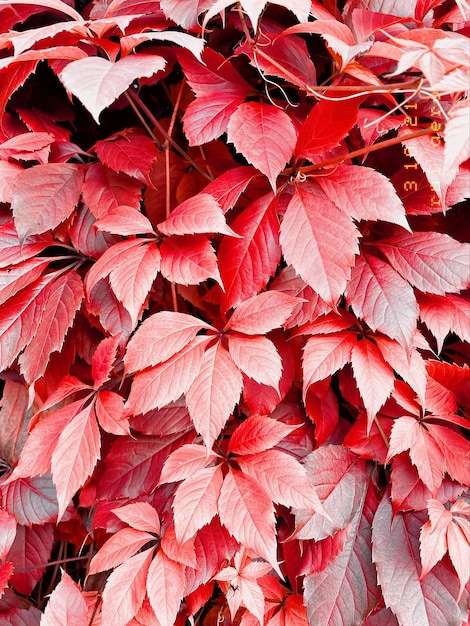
[183,91,247,146]
[227,102,296,190]
[202,166,258,214]
[125,337,209,416]
[372,492,463,626]
[0,221,51,269]
[218,192,281,311]
[51,402,101,519]
[226,291,301,335]
[19,270,83,383]
[94,130,160,186]
[376,231,470,295]
[351,339,395,431]
[218,469,280,574]
[82,163,143,219]
[124,311,212,374]
[280,187,360,305]
[304,482,380,626]
[418,293,470,353]
[147,551,185,626]
[173,465,224,543]
[444,101,470,178]
[157,193,238,237]
[41,570,87,626]
[159,235,222,286]
[315,165,410,229]
[8,524,54,596]
[101,548,153,626]
[11,163,83,239]
[92,334,121,389]
[345,252,417,347]
[59,55,166,123]
[0,379,29,467]
[228,415,298,456]
[0,61,38,130]
[0,160,23,203]
[295,99,359,160]
[186,342,243,449]
[89,527,155,575]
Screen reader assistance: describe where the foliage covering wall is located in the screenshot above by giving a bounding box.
[0,0,469,624]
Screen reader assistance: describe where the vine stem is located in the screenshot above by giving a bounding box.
[285,126,436,176]
[126,89,212,181]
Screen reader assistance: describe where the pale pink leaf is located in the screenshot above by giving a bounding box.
[315,165,410,230]
[173,465,224,543]
[157,193,238,237]
[345,252,418,347]
[160,235,222,286]
[418,293,470,353]
[0,509,16,560]
[303,331,356,394]
[228,334,282,390]
[124,311,213,374]
[92,335,121,389]
[93,206,155,236]
[88,527,155,575]
[218,469,280,574]
[112,502,161,534]
[186,342,243,449]
[376,231,470,295]
[238,449,325,513]
[11,163,83,239]
[59,55,166,123]
[280,187,360,305]
[372,493,463,626]
[95,391,129,436]
[226,290,301,334]
[444,101,470,179]
[351,339,395,431]
[419,500,451,579]
[183,91,247,146]
[227,101,296,190]
[147,551,185,626]
[51,403,101,519]
[160,444,217,484]
[40,570,88,626]
[125,336,209,416]
[101,549,153,626]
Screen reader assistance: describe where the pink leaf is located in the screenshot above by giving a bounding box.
[112,502,161,534]
[124,311,213,374]
[95,391,129,435]
[418,293,470,353]
[92,334,121,389]
[89,527,155,575]
[173,465,224,543]
[125,337,209,416]
[160,444,217,484]
[280,187,360,305]
[157,193,238,237]
[51,403,101,519]
[147,551,185,626]
[228,334,282,389]
[372,492,463,626]
[0,509,16,560]
[160,235,222,286]
[94,205,154,236]
[226,290,301,334]
[186,342,243,449]
[345,252,417,347]
[303,331,357,395]
[351,339,395,431]
[218,192,281,311]
[227,101,296,190]
[11,163,83,239]
[376,231,470,295]
[237,449,325,513]
[82,163,143,219]
[218,469,280,574]
[40,570,88,626]
[19,270,83,384]
[315,165,410,230]
[183,91,247,146]
[228,414,298,456]
[59,55,166,123]
[101,548,153,626]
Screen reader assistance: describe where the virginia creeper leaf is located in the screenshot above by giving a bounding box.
[40,570,87,626]
[147,551,185,626]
